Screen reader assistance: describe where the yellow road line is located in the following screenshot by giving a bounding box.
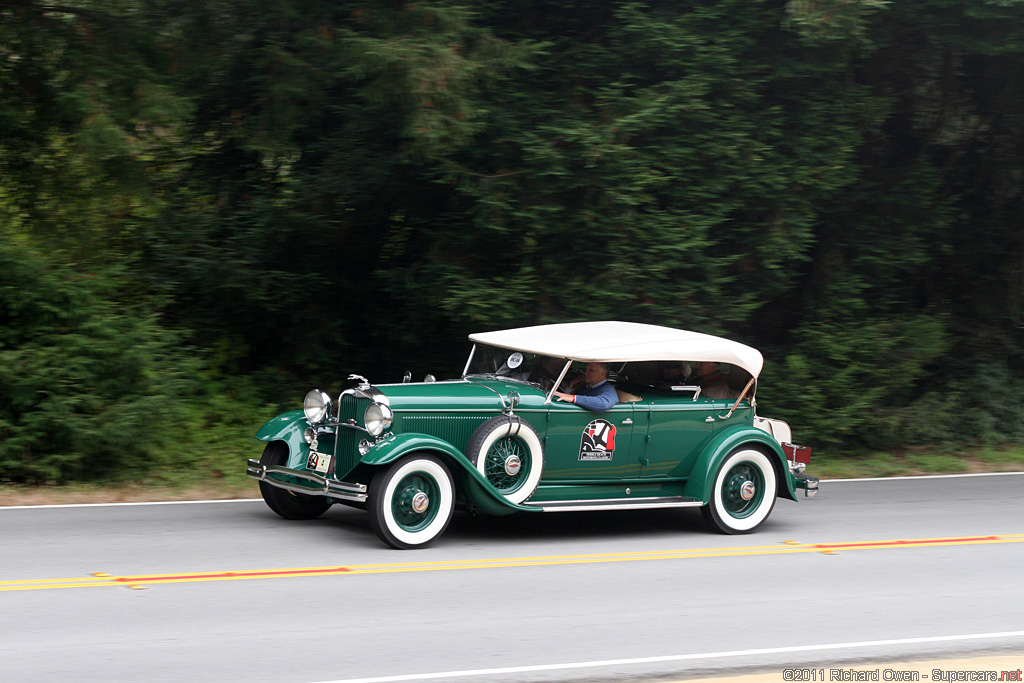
[3,534,1023,592]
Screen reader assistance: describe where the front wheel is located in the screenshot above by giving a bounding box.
[701,448,777,534]
[368,455,455,549]
[258,441,332,520]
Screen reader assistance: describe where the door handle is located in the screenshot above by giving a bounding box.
[705,416,715,423]
[622,418,633,425]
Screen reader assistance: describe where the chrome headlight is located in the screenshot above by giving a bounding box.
[303,389,333,424]
[363,402,393,437]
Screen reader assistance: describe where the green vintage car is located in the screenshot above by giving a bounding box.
[247,321,818,548]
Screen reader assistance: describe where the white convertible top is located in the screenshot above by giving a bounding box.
[469,321,764,378]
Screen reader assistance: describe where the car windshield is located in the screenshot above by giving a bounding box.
[463,344,568,388]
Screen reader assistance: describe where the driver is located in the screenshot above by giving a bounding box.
[553,362,618,411]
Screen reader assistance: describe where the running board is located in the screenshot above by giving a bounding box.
[524,496,704,513]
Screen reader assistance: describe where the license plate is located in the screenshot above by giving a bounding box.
[307,451,331,474]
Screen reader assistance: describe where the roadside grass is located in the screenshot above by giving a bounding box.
[0,379,272,506]
[809,443,1024,479]
[2,442,1022,507]
[0,479,259,506]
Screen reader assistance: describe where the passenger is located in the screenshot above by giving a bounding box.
[693,361,736,399]
[530,356,567,391]
[553,362,618,411]
[657,361,690,383]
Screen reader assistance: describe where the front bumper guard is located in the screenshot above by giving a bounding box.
[247,459,367,503]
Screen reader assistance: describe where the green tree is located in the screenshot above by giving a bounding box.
[0,0,191,258]
[0,234,199,482]
[761,0,1024,448]
[4,0,1024,473]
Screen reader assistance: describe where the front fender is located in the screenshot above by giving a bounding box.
[254,410,309,469]
[361,433,537,516]
[682,425,797,503]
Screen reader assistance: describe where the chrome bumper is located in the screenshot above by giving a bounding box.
[795,474,819,498]
[247,459,367,503]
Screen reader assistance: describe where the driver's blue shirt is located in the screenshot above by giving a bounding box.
[573,380,618,412]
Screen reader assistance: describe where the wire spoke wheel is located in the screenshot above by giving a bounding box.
[484,435,531,493]
[466,416,544,504]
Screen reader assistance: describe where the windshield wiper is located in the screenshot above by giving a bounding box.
[466,373,526,383]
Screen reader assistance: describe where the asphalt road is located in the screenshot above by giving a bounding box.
[2,473,1022,683]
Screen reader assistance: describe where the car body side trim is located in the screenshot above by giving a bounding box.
[524,496,703,512]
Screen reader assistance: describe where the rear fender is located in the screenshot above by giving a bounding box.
[361,433,535,516]
[683,425,797,503]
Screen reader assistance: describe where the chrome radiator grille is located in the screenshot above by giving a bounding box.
[333,393,369,479]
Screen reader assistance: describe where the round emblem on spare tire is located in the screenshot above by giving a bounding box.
[504,454,522,476]
[740,481,756,500]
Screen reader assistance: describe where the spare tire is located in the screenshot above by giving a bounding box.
[465,415,544,504]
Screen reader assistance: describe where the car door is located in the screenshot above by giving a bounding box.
[540,401,640,480]
[637,394,723,478]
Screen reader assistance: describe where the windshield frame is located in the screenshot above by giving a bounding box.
[462,343,573,402]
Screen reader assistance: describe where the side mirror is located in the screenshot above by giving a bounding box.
[402,371,412,383]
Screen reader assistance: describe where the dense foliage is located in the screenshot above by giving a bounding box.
[2,0,1024,481]
[0,238,199,480]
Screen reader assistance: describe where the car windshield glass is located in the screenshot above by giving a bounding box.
[464,344,567,388]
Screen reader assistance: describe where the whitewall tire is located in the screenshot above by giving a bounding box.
[368,455,455,549]
[465,416,544,504]
[701,448,778,534]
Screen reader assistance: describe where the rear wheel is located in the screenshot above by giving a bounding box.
[701,448,777,534]
[368,455,455,549]
[258,441,332,520]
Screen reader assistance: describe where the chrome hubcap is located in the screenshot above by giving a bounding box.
[504,454,522,476]
[739,480,756,501]
[410,491,430,513]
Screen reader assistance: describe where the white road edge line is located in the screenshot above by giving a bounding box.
[0,498,262,510]
[309,631,1024,683]
[1,471,1022,510]
[824,471,1024,483]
